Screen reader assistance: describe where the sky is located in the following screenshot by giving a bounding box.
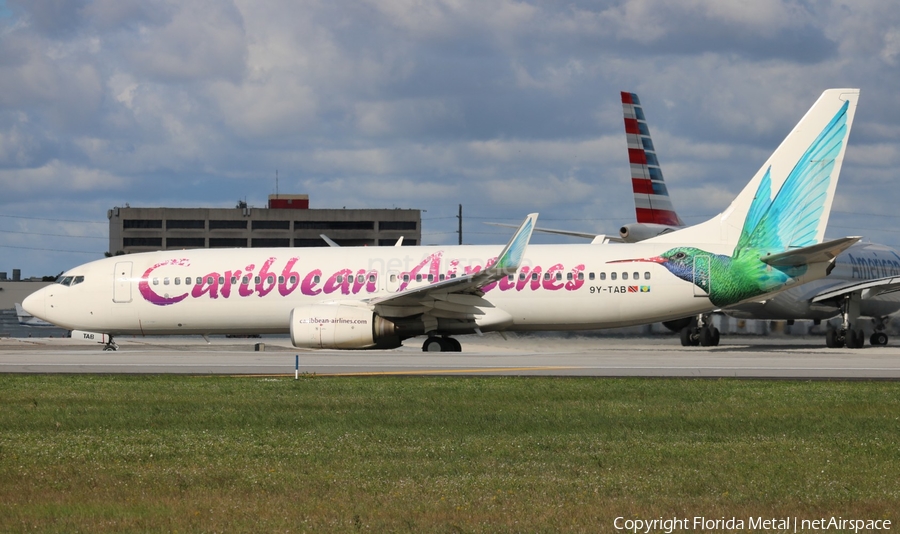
[1,0,899,278]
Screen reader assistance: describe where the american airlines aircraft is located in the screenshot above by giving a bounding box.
[617,90,900,349]
[23,89,861,352]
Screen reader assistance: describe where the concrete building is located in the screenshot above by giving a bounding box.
[108,195,421,254]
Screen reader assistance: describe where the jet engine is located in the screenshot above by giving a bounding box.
[290,305,400,349]
[619,223,679,243]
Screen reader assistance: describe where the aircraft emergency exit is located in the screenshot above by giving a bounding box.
[23,89,861,352]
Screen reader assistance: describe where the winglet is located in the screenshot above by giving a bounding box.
[320,234,340,247]
[489,213,537,274]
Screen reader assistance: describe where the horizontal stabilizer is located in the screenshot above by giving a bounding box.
[760,236,860,267]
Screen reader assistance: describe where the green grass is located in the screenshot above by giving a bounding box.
[0,376,898,532]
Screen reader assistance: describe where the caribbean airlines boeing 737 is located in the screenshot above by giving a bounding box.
[619,90,900,349]
[23,89,860,352]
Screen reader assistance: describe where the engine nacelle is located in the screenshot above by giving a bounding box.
[619,222,679,243]
[290,305,399,349]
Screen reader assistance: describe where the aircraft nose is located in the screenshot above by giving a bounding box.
[22,288,46,320]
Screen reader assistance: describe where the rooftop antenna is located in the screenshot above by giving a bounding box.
[275,169,279,199]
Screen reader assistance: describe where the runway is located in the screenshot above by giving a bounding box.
[3,333,900,378]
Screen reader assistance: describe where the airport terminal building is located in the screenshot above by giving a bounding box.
[108,195,421,255]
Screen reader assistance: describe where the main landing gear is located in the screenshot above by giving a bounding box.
[679,314,720,347]
[422,336,462,352]
[823,293,885,348]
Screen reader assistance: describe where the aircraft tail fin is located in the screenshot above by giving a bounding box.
[622,91,684,227]
[647,88,859,253]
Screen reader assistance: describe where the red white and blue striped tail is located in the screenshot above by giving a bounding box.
[621,92,684,227]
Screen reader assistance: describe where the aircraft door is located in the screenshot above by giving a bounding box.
[693,255,711,298]
[385,271,402,293]
[113,261,133,303]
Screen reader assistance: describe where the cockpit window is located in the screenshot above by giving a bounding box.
[57,276,74,286]
[71,276,85,286]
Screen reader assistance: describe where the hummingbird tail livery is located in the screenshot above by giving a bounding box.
[648,88,859,252]
[22,90,860,352]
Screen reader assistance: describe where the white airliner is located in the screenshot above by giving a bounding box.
[618,90,900,349]
[24,89,861,352]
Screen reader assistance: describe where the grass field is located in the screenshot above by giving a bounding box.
[1,375,898,533]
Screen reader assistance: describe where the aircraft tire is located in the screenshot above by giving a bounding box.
[711,327,720,347]
[679,327,693,347]
[699,326,713,347]
[870,332,888,346]
[825,327,840,348]
[440,337,462,352]
[855,329,866,348]
[423,337,444,352]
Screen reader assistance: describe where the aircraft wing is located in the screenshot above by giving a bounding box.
[368,214,537,323]
[810,275,900,305]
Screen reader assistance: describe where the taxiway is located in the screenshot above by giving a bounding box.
[2,333,900,378]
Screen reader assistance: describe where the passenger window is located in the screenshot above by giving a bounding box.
[267,275,275,284]
[314,275,321,284]
[507,274,514,282]
[242,276,249,285]
[544,272,550,280]
[599,272,606,281]
[428,274,434,282]
[644,272,651,280]
[556,272,562,281]
[185,277,193,286]
[532,273,539,281]
[369,274,376,283]
[450,274,456,279]
[208,277,215,285]
[290,276,298,284]
[390,274,397,282]
[415,274,422,282]
[174,277,181,285]
[577,273,584,281]
[611,272,617,281]
[231,276,238,284]
[164,277,170,285]
[403,274,410,282]
[519,272,526,280]
[153,278,159,285]
[566,273,573,281]
[439,274,445,281]
[254,276,261,284]
[589,272,595,281]
[622,272,628,280]
[357,275,364,284]
[633,272,639,280]
[217,276,224,285]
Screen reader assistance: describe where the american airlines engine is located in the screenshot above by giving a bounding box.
[618,223,679,243]
[289,305,399,349]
